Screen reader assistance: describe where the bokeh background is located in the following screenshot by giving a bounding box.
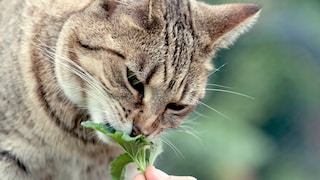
[157,0,320,180]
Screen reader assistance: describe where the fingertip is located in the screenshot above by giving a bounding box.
[133,173,146,180]
[145,166,197,180]
[146,166,169,180]
[145,166,156,180]
[188,176,197,180]
[146,165,156,172]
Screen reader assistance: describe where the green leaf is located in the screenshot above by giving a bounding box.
[81,121,163,179]
[110,153,133,180]
[81,121,116,134]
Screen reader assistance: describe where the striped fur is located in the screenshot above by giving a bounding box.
[0,0,260,179]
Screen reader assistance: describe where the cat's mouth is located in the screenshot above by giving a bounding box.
[104,121,117,133]
[104,120,136,138]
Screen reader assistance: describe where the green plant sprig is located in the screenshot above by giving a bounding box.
[81,121,162,180]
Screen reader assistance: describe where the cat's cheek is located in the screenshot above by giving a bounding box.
[60,82,85,105]
[55,66,84,105]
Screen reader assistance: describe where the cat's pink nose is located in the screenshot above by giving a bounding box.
[130,125,142,137]
[130,125,150,137]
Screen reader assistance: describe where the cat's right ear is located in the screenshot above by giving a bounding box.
[27,0,94,16]
[194,3,261,53]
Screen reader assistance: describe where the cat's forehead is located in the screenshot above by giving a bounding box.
[112,0,204,60]
[75,0,215,73]
[78,0,207,57]
[120,16,210,84]
[110,0,198,41]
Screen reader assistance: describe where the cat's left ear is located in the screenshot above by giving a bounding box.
[195,3,261,51]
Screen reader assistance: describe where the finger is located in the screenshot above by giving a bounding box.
[146,166,168,180]
[167,176,197,180]
[133,173,146,180]
[146,166,197,180]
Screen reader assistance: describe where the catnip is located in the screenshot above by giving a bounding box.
[81,121,162,180]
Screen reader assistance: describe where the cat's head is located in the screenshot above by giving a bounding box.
[53,0,260,142]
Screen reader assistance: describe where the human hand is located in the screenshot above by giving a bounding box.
[133,166,196,180]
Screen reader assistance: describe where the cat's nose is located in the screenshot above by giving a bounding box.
[130,125,141,137]
[130,125,147,137]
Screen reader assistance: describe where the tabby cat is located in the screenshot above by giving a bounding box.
[0,0,260,179]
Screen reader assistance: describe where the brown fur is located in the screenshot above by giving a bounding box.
[0,0,260,179]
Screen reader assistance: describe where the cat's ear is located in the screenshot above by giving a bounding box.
[195,3,261,51]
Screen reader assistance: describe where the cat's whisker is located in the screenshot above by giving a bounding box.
[201,88,254,99]
[50,52,110,104]
[77,105,105,114]
[207,63,227,77]
[59,82,123,131]
[114,0,132,6]
[159,134,184,158]
[132,81,143,86]
[60,83,108,108]
[206,83,232,89]
[177,118,202,140]
[192,110,210,118]
[183,116,199,124]
[64,65,110,102]
[198,101,232,120]
[127,74,136,79]
[35,42,110,103]
[176,127,201,141]
[46,59,115,120]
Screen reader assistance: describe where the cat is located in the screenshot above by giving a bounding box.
[0,0,260,179]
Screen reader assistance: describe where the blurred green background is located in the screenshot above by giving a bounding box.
[157,0,320,180]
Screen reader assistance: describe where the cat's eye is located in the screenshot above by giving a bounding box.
[78,41,101,51]
[80,43,92,50]
[166,103,186,111]
[127,68,144,100]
